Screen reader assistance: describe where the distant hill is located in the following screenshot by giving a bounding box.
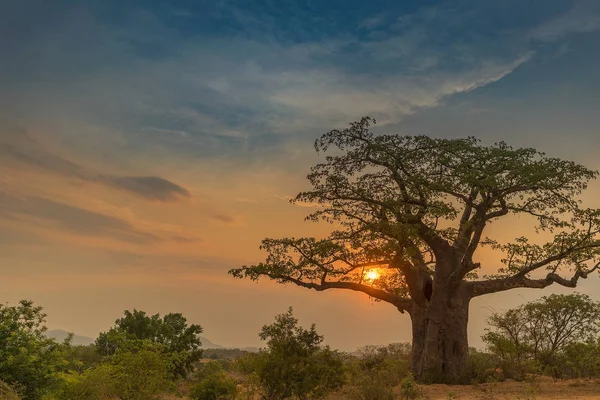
[200,336,223,349]
[200,336,259,352]
[46,330,95,345]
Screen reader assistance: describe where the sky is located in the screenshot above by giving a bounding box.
[1,0,600,350]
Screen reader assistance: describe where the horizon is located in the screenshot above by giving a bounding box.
[2,0,600,353]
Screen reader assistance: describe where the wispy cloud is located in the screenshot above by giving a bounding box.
[0,128,190,202]
[0,191,160,244]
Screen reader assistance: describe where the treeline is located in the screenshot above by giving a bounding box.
[1,293,600,399]
[0,303,205,399]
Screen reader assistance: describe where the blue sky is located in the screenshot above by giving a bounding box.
[1,0,600,349]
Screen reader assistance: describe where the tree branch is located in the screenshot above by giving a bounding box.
[277,275,413,313]
[469,263,600,297]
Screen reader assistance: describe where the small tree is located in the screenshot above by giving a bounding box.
[96,309,203,378]
[399,373,419,400]
[0,300,69,399]
[347,344,411,400]
[484,293,600,378]
[247,308,345,400]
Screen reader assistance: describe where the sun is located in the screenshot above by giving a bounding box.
[365,270,380,281]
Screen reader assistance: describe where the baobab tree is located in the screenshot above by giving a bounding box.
[229,117,600,383]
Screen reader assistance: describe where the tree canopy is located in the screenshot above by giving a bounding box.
[96,309,203,378]
[483,293,600,379]
[230,117,600,312]
[0,300,69,399]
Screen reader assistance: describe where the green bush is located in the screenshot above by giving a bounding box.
[190,376,237,400]
[0,301,70,399]
[196,360,228,381]
[189,360,237,400]
[62,345,103,374]
[400,373,418,400]
[346,343,411,400]
[51,364,117,400]
[234,308,345,400]
[555,339,600,379]
[232,354,261,400]
[347,369,396,400]
[468,348,500,383]
[50,345,173,400]
[110,345,173,400]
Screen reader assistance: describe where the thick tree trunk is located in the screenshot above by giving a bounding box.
[409,287,471,384]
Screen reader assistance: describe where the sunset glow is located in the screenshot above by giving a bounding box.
[365,270,380,281]
[2,0,600,352]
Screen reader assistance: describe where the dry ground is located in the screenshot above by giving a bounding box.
[160,377,600,400]
[415,377,600,400]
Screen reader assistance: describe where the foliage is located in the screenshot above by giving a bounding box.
[400,373,418,400]
[190,361,238,400]
[0,300,71,400]
[110,344,173,400]
[467,348,500,383]
[233,354,262,400]
[203,348,251,361]
[50,364,117,400]
[50,341,173,400]
[0,380,21,400]
[190,377,238,400]
[237,308,345,400]
[347,343,411,400]
[96,309,203,378]
[554,338,600,378]
[483,293,600,379]
[61,344,103,374]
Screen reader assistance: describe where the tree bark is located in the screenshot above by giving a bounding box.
[409,286,471,384]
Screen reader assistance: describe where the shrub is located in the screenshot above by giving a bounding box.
[348,369,396,400]
[468,348,500,383]
[190,375,237,400]
[110,346,173,400]
[555,339,600,379]
[190,360,237,400]
[346,343,411,400]
[0,301,69,399]
[51,364,117,400]
[400,373,418,400]
[232,354,261,400]
[0,380,21,400]
[62,345,103,374]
